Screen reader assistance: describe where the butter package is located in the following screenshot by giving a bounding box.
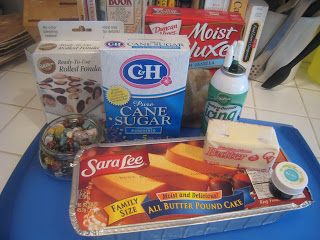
[69,137,312,237]
[25,21,124,122]
[204,119,280,172]
[99,33,190,142]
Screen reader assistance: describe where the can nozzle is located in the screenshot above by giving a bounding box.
[223,45,234,70]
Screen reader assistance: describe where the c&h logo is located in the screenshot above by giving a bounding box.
[120,55,171,89]
[105,41,125,48]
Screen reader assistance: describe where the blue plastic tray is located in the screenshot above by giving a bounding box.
[1,119,319,240]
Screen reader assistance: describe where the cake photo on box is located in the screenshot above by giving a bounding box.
[38,74,103,115]
[70,137,312,236]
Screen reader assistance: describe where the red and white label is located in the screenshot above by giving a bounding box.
[79,147,149,181]
[145,6,245,69]
[149,20,182,35]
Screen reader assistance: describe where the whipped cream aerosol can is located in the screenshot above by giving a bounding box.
[200,65,248,135]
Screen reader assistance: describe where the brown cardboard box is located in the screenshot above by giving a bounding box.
[23,0,79,42]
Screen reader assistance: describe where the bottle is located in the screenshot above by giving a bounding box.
[200,64,248,135]
[269,162,308,200]
[307,46,320,86]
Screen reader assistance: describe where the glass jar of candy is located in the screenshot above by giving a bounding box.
[39,114,104,180]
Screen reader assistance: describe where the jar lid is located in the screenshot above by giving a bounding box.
[271,162,308,196]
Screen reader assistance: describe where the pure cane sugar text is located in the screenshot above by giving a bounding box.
[100,34,190,142]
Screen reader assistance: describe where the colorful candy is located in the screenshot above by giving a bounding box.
[39,115,103,180]
[45,117,97,153]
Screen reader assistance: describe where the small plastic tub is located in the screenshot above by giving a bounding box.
[269,162,308,200]
[39,114,104,180]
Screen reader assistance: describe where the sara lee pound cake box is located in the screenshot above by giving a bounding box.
[100,34,190,142]
[25,21,124,122]
[145,6,245,126]
[69,138,313,237]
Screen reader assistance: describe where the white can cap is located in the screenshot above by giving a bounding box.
[271,162,308,196]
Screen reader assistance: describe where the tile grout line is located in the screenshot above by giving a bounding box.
[250,79,296,89]
[0,102,26,108]
[250,77,320,155]
[0,150,22,157]
[0,71,9,80]
[0,107,24,135]
[249,79,320,120]
[0,92,37,134]
[0,94,39,108]
[296,86,320,150]
[248,80,258,120]
[292,77,299,88]
[252,106,311,119]
[250,77,320,92]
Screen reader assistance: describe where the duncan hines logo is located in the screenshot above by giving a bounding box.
[37,57,56,74]
[80,147,150,178]
[150,20,181,35]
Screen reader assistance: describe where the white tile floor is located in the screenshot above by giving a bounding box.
[0,56,320,193]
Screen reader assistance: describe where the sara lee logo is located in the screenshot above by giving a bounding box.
[80,147,150,178]
[105,41,125,48]
[120,55,171,89]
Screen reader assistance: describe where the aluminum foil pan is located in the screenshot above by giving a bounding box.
[69,137,313,239]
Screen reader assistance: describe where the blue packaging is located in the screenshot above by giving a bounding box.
[100,34,190,142]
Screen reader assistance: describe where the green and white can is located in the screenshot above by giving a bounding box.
[200,65,248,135]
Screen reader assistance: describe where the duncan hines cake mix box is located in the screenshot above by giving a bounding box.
[100,34,190,142]
[69,138,312,236]
[25,21,124,123]
[145,6,245,126]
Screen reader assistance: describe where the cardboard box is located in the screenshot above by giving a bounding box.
[26,21,124,123]
[144,6,245,126]
[204,0,230,11]
[228,0,248,19]
[240,0,269,76]
[100,33,190,142]
[23,0,80,42]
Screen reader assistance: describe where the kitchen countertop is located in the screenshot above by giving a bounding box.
[0,55,320,193]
